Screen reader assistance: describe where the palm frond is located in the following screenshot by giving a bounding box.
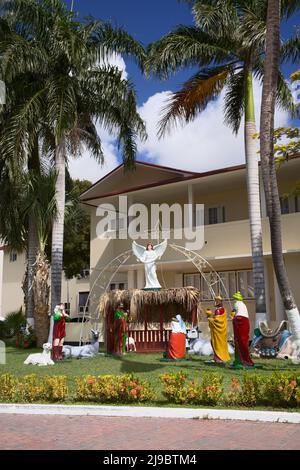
[224,69,245,134]
[146,26,233,79]
[90,22,146,70]
[280,35,300,64]
[158,67,230,137]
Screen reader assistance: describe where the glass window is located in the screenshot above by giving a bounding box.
[237,270,254,299]
[9,251,17,262]
[208,207,219,225]
[218,271,236,299]
[79,292,89,313]
[183,273,201,290]
[280,197,289,214]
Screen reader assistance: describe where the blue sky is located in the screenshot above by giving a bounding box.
[66,1,300,181]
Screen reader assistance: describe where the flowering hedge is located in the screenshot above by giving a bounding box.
[0,374,68,402]
[160,371,300,408]
[1,371,300,407]
[75,373,155,403]
[160,371,223,405]
[0,373,154,404]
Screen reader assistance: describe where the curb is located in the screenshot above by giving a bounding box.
[0,404,300,423]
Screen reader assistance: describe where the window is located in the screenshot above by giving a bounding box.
[206,206,226,225]
[280,197,289,214]
[78,292,89,313]
[184,269,254,300]
[237,271,254,299]
[64,303,70,315]
[109,215,126,232]
[9,251,17,262]
[280,195,300,215]
[110,282,127,291]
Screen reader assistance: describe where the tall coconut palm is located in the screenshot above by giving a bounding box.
[260,0,300,352]
[146,0,297,326]
[0,0,146,314]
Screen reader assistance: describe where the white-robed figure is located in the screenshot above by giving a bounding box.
[132,240,167,289]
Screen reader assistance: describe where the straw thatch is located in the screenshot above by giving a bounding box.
[98,286,201,322]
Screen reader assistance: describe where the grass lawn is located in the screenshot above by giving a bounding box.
[1,346,300,410]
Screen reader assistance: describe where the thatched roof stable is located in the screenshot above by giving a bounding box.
[98,287,201,322]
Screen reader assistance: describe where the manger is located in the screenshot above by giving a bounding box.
[98,287,201,353]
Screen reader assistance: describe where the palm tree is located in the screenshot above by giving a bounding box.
[25,170,58,347]
[0,0,146,314]
[260,0,300,351]
[146,0,297,326]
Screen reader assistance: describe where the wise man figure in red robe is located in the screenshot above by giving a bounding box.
[231,292,254,368]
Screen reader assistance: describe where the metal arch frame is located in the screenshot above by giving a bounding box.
[80,244,233,344]
[169,244,233,312]
[79,250,132,345]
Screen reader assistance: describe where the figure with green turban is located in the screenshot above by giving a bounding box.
[231,292,254,368]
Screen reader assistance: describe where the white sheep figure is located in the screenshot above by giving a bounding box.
[62,329,100,359]
[186,327,234,356]
[126,336,136,352]
[24,343,54,366]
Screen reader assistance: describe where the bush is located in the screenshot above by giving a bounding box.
[0,374,17,401]
[261,373,300,408]
[16,374,44,402]
[201,372,224,406]
[75,373,155,403]
[2,310,26,339]
[15,326,36,349]
[160,371,223,406]
[225,375,263,407]
[42,376,69,402]
[0,374,68,403]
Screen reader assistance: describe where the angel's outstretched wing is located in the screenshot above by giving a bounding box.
[132,241,146,261]
[153,239,167,259]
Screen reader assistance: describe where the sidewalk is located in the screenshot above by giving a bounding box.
[0,412,300,450]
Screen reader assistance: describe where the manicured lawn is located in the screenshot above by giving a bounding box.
[1,346,300,408]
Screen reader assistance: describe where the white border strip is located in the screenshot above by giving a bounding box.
[0,404,299,423]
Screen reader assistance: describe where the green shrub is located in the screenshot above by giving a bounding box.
[0,374,17,401]
[225,375,263,407]
[75,373,155,403]
[200,372,224,406]
[42,376,68,402]
[2,310,26,338]
[15,374,44,402]
[261,373,299,407]
[160,372,223,406]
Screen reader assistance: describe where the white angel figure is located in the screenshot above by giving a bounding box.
[132,240,167,289]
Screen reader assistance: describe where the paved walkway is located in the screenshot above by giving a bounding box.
[1,414,300,450]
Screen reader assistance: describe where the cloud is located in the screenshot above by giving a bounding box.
[68,54,127,183]
[68,126,120,183]
[137,79,291,172]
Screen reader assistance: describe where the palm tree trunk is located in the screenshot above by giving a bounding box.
[26,137,40,326]
[51,138,66,314]
[244,69,267,327]
[260,0,300,350]
[25,215,38,327]
[33,251,50,347]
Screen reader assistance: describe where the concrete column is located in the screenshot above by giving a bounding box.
[273,269,285,321]
[0,249,4,320]
[137,269,145,289]
[127,270,135,290]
